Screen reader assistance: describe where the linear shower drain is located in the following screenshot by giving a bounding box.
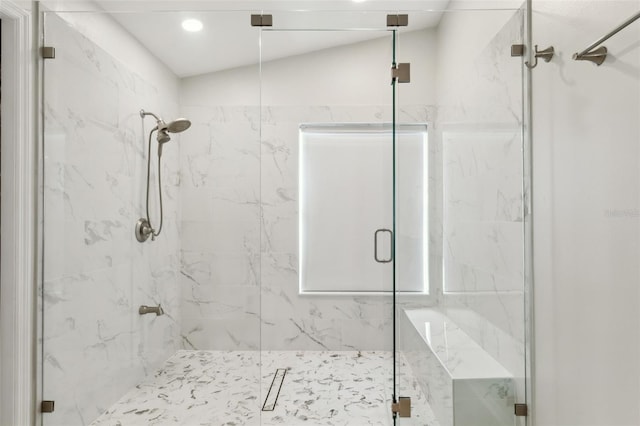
[262,368,287,411]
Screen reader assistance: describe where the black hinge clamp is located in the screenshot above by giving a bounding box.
[251,14,273,27]
[387,14,408,27]
[41,400,55,413]
[41,47,56,59]
[515,403,528,417]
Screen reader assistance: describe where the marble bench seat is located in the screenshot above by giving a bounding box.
[401,309,514,426]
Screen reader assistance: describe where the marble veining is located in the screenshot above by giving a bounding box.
[90,350,440,426]
[404,309,511,380]
[401,310,513,426]
[43,13,181,426]
[179,104,436,352]
[42,8,528,426]
[437,10,526,415]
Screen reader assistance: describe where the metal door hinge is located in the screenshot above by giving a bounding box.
[387,14,408,27]
[251,14,273,27]
[391,397,411,418]
[391,63,410,84]
[41,400,55,413]
[41,46,56,59]
[514,403,528,417]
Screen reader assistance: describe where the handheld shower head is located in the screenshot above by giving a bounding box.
[156,121,190,155]
[137,108,193,243]
[156,128,171,144]
[142,111,191,149]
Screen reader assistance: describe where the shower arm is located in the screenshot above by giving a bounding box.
[140,109,162,124]
[140,109,169,137]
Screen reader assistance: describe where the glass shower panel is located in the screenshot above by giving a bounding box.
[41,10,261,425]
[39,5,531,426]
[259,26,396,424]
[394,8,528,426]
[42,12,149,425]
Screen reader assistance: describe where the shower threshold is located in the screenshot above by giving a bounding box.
[89,350,439,426]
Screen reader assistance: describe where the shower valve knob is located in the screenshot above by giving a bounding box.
[135,218,153,243]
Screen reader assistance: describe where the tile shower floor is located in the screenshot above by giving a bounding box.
[90,350,439,426]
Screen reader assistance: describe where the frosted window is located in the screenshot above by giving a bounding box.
[299,124,428,294]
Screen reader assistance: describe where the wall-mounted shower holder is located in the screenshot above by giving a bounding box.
[525,45,555,69]
[573,46,607,66]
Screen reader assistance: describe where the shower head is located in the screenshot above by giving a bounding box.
[166,118,191,134]
[157,118,191,136]
[155,119,191,156]
[141,109,191,139]
[140,110,192,150]
[155,118,191,144]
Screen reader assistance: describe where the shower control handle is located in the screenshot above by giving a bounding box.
[135,218,153,243]
[139,304,164,316]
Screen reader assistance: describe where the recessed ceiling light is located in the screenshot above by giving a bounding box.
[352,0,367,2]
[182,19,203,32]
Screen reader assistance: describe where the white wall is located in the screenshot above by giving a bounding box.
[532,1,640,425]
[44,6,179,99]
[182,29,436,106]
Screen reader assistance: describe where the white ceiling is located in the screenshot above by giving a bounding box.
[102,1,451,77]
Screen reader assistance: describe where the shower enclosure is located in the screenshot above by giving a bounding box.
[39,3,530,425]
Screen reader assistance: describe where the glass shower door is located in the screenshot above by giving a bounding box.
[259,23,398,425]
[40,10,188,425]
[38,5,530,426]
[40,9,263,425]
[42,12,141,425]
[394,7,529,426]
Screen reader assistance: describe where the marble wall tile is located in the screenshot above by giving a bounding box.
[453,379,513,426]
[259,252,394,350]
[179,102,433,352]
[180,315,261,350]
[400,310,514,426]
[436,8,526,403]
[178,103,262,352]
[43,13,181,426]
[441,303,524,385]
[400,312,453,426]
[41,10,533,426]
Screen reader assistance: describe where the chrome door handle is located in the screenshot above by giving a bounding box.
[374,228,393,263]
